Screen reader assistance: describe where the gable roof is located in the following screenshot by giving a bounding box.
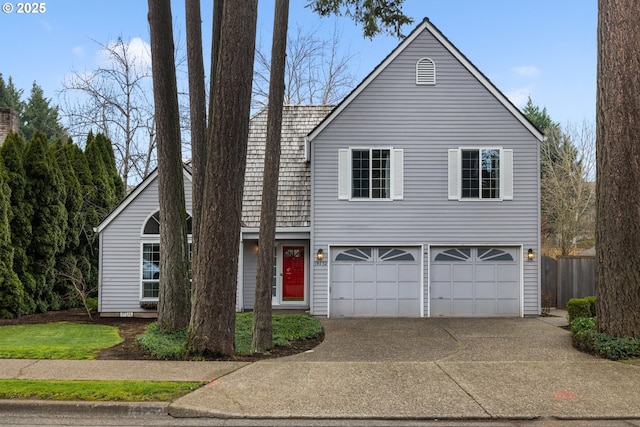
[307,18,544,142]
[243,105,333,228]
[95,105,332,234]
[94,164,192,234]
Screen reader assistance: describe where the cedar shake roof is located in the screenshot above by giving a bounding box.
[242,105,333,228]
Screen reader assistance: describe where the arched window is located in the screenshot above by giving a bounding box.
[142,211,193,235]
[416,58,436,85]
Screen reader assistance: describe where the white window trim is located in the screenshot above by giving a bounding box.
[338,147,403,201]
[140,240,160,302]
[448,147,513,201]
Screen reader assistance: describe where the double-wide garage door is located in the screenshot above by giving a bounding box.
[430,247,520,317]
[330,247,421,317]
[329,246,521,317]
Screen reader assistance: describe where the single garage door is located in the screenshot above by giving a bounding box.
[430,247,520,317]
[330,247,421,317]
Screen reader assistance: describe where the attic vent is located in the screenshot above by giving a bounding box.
[416,58,436,85]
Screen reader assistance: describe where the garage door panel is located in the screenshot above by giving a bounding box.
[452,299,473,315]
[331,246,421,317]
[497,282,519,298]
[430,247,520,317]
[475,264,496,281]
[475,282,496,298]
[376,282,397,298]
[398,282,420,299]
[430,282,451,298]
[353,299,376,316]
[497,264,518,281]
[452,282,473,298]
[354,282,375,299]
[431,264,451,281]
[354,264,374,281]
[398,264,420,281]
[453,265,473,281]
[376,264,397,281]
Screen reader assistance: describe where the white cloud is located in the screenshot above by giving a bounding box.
[505,88,531,108]
[96,37,151,72]
[72,46,85,57]
[511,66,540,77]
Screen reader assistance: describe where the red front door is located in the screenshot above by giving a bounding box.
[282,246,305,301]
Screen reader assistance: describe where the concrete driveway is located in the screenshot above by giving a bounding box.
[281,313,592,362]
[170,311,640,420]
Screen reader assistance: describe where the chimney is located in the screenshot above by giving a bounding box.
[0,108,20,145]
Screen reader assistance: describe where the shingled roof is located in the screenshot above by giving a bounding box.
[242,105,333,228]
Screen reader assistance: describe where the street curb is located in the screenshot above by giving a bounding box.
[0,399,168,416]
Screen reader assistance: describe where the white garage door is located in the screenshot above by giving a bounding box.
[330,247,421,317]
[430,247,520,317]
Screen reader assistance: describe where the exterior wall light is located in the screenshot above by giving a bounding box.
[316,249,324,261]
[527,248,535,260]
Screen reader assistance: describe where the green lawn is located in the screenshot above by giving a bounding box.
[0,322,123,359]
[0,379,204,401]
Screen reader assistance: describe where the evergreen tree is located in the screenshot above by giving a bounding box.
[95,133,125,201]
[68,143,99,294]
[85,132,117,220]
[0,155,26,318]
[21,82,66,142]
[52,138,84,308]
[0,131,35,313]
[0,74,24,112]
[24,131,67,311]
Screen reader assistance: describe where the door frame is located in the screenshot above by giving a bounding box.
[273,241,309,307]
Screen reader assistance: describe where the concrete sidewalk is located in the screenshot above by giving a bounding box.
[2,310,640,422]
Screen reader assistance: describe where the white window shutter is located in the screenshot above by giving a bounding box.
[448,149,460,200]
[392,149,404,200]
[502,149,514,200]
[338,149,350,200]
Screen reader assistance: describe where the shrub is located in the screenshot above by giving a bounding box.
[566,297,593,322]
[570,316,640,360]
[585,296,597,317]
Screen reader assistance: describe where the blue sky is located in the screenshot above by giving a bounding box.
[1,0,596,126]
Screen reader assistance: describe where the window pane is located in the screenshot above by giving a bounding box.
[461,150,479,198]
[481,149,500,199]
[371,149,390,198]
[352,150,370,198]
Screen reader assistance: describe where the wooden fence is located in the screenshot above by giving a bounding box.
[542,256,596,308]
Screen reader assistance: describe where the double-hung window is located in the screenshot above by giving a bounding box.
[338,147,404,200]
[140,211,192,302]
[448,147,513,201]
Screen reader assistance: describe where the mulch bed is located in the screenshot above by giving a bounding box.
[0,308,323,361]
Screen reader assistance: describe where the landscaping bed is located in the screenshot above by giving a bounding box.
[0,308,323,361]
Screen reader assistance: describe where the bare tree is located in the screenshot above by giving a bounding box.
[252,0,289,353]
[541,121,595,256]
[252,24,357,109]
[596,0,640,338]
[148,0,191,330]
[59,38,156,187]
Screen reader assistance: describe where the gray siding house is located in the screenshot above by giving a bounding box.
[96,18,542,318]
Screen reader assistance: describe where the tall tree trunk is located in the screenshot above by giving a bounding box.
[187,0,258,356]
[596,0,640,338]
[252,0,290,353]
[148,0,191,330]
[185,0,206,320]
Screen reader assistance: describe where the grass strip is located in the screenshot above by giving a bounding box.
[0,379,205,401]
[0,323,123,359]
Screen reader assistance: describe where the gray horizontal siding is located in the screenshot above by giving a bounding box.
[99,172,193,314]
[311,29,540,316]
